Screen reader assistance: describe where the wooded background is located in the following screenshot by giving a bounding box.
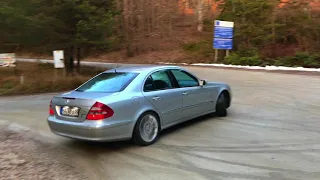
[1,0,320,73]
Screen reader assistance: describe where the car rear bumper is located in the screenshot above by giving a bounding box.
[47,116,134,142]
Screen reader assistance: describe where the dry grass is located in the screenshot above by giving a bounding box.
[0,62,106,96]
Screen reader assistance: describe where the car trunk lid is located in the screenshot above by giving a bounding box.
[52,91,118,122]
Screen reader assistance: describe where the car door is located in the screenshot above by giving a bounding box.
[170,69,212,118]
[142,70,184,126]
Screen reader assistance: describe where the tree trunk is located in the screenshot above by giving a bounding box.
[271,9,276,44]
[76,47,81,74]
[63,48,70,76]
[123,0,133,57]
[63,46,74,76]
[197,0,204,32]
[70,46,74,75]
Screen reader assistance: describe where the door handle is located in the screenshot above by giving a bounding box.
[152,96,161,101]
[182,92,188,95]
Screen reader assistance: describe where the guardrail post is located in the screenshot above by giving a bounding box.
[20,74,24,85]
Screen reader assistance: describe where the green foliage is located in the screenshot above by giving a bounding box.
[217,0,320,59]
[0,0,42,51]
[203,18,214,32]
[183,41,204,52]
[1,81,16,89]
[224,51,320,68]
[224,53,262,66]
[0,0,116,53]
[275,52,320,68]
[218,0,275,49]
[183,41,214,58]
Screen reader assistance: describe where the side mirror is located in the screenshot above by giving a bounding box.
[199,80,206,86]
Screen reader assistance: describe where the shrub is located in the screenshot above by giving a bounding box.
[224,53,263,66]
[224,51,320,68]
[182,40,214,58]
[275,52,320,68]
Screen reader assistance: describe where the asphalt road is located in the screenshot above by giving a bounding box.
[1,66,320,180]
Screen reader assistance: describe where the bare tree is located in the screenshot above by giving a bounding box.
[197,0,204,32]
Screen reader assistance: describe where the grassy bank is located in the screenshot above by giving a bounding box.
[0,62,106,96]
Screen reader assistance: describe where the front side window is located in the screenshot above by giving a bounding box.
[171,69,199,88]
[76,72,138,93]
[144,70,173,91]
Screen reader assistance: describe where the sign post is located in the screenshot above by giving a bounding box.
[213,20,234,62]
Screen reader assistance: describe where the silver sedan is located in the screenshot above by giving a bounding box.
[47,65,232,146]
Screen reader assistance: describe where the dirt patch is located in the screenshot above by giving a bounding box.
[0,127,88,180]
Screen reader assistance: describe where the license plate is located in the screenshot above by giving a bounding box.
[60,106,80,117]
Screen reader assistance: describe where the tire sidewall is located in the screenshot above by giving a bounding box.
[133,112,160,146]
[216,93,227,117]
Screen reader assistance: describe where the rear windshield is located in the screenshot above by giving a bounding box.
[76,72,139,93]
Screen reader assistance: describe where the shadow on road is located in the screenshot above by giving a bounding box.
[160,113,217,136]
[60,113,219,152]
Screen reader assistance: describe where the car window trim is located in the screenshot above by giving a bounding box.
[165,70,179,88]
[167,70,180,88]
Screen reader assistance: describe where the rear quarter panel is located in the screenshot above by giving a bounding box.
[96,76,162,134]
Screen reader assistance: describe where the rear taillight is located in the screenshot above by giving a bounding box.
[86,102,114,120]
[49,100,54,116]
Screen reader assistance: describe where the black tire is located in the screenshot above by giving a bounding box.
[216,93,227,117]
[132,112,160,146]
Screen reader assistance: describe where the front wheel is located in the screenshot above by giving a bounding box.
[132,112,160,146]
[216,93,227,117]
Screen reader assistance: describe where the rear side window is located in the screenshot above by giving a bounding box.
[76,72,138,93]
[144,70,173,91]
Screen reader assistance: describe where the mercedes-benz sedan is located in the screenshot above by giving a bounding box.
[48,65,232,146]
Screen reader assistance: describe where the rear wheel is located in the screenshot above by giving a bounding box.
[133,112,160,146]
[216,93,227,117]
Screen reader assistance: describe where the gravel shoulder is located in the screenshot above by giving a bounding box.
[0,124,88,180]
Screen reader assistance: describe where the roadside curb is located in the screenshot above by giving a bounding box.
[189,64,320,76]
[159,62,320,73]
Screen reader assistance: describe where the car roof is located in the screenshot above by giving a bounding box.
[104,65,182,73]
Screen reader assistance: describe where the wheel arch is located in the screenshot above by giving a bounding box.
[133,109,162,132]
[218,89,231,108]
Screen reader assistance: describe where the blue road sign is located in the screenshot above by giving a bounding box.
[213,38,233,50]
[214,27,233,39]
[213,20,234,50]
